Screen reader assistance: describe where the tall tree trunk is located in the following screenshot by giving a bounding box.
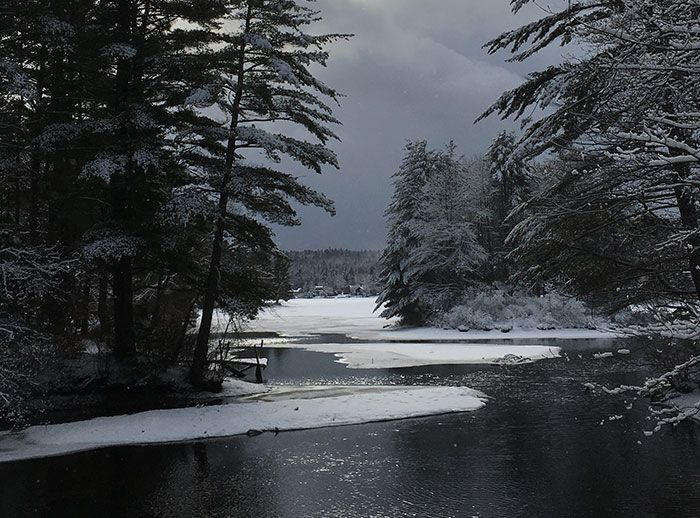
[112,256,136,358]
[98,268,111,343]
[190,3,253,386]
[172,298,197,364]
[80,274,91,336]
[666,103,700,301]
[673,177,700,300]
[28,158,40,242]
[108,0,138,359]
[147,272,164,338]
[13,152,21,226]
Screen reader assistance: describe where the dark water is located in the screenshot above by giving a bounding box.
[1,340,699,518]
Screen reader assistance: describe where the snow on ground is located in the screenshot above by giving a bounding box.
[238,297,394,338]
[218,378,271,397]
[243,297,617,341]
[0,385,486,463]
[282,342,561,369]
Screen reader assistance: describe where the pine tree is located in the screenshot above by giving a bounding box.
[403,143,486,318]
[78,0,227,358]
[189,0,348,384]
[486,131,531,282]
[480,0,700,308]
[376,141,434,324]
[1,0,227,358]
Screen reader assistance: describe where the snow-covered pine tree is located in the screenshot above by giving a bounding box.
[75,0,228,358]
[404,143,486,317]
[486,131,531,282]
[376,141,435,324]
[0,1,100,340]
[480,0,700,308]
[0,0,230,359]
[480,0,700,425]
[189,0,348,384]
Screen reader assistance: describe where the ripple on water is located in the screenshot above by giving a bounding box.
[1,340,699,518]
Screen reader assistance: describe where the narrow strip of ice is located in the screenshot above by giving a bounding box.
[293,342,561,369]
[0,386,486,463]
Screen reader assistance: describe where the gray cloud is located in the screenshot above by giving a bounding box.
[272,0,567,250]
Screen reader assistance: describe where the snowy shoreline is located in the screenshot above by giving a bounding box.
[0,298,618,463]
[267,342,561,369]
[0,385,486,463]
[240,297,618,341]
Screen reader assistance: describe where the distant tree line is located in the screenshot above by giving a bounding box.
[0,0,346,414]
[287,249,381,296]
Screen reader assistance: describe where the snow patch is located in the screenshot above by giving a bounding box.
[245,297,618,341]
[279,342,561,369]
[593,352,614,359]
[0,386,486,463]
[667,391,700,424]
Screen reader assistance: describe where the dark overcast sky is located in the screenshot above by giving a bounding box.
[272,0,566,251]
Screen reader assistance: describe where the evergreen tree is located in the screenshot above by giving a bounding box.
[405,143,485,316]
[77,0,226,358]
[480,0,700,308]
[189,0,348,384]
[376,141,434,324]
[486,131,531,282]
[0,0,347,411]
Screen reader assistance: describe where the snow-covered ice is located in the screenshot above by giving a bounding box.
[0,385,486,463]
[243,297,617,341]
[593,352,614,359]
[282,342,561,369]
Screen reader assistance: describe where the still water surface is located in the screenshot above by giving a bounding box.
[1,339,699,517]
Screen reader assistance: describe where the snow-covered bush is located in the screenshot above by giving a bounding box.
[439,288,594,331]
[441,304,495,331]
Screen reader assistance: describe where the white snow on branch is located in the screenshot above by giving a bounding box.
[271,57,299,84]
[81,155,128,181]
[185,87,215,108]
[102,43,138,60]
[246,33,272,50]
[82,234,143,262]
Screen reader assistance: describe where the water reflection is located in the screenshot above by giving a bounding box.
[1,343,699,517]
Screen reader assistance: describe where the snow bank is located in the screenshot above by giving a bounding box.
[218,378,271,397]
[0,386,486,463]
[241,297,394,338]
[439,289,596,331]
[287,342,561,369]
[245,297,617,341]
[373,327,614,341]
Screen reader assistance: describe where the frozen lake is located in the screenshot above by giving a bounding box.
[1,299,699,517]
